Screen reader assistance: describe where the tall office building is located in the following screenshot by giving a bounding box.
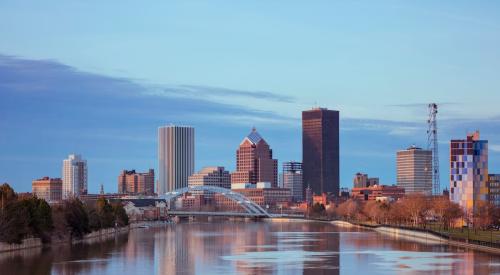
[396,146,432,195]
[32,177,63,203]
[158,125,195,194]
[118,169,155,195]
[302,108,339,196]
[450,131,488,213]
[62,154,87,199]
[231,128,278,187]
[283,161,303,202]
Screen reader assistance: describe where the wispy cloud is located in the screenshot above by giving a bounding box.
[0,54,300,191]
[489,144,500,153]
[387,102,459,108]
[150,84,295,103]
[341,118,424,136]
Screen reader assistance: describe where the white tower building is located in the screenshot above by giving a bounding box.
[62,154,87,199]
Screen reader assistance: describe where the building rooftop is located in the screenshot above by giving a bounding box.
[241,127,264,145]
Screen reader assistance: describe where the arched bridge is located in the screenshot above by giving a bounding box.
[159,185,270,218]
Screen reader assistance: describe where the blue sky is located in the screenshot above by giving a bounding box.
[1,1,500,193]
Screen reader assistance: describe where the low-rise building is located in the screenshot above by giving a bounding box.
[188,166,231,202]
[118,169,155,195]
[120,199,168,221]
[215,183,291,211]
[188,166,231,189]
[32,177,62,203]
[353,173,379,188]
[351,185,405,201]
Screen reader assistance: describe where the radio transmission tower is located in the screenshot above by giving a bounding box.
[427,103,440,195]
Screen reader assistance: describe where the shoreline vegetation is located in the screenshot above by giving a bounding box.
[301,194,500,253]
[0,183,129,252]
[2,181,499,255]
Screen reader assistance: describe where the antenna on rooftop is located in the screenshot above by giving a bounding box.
[427,103,440,195]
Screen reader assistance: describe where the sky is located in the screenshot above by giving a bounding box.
[1,1,500,193]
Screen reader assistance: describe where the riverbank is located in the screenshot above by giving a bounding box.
[0,220,171,253]
[266,218,500,255]
[332,220,500,255]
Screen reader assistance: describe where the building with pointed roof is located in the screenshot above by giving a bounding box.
[231,128,278,187]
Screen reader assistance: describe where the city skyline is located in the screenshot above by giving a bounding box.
[2,2,500,274]
[2,1,500,193]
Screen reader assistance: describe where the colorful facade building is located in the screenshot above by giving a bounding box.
[302,108,340,196]
[230,128,278,187]
[32,177,63,203]
[351,185,405,201]
[118,169,155,195]
[397,145,432,195]
[488,174,500,207]
[283,161,303,202]
[450,131,488,214]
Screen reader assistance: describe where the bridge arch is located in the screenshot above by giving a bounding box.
[159,185,270,217]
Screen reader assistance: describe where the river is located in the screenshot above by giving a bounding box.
[1,220,499,274]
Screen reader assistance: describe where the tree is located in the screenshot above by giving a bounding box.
[96,198,115,228]
[492,205,500,228]
[113,203,129,227]
[442,201,463,230]
[336,199,360,221]
[399,194,430,227]
[431,196,448,229]
[0,201,29,244]
[362,201,380,223]
[309,203,326,217]
[17,197,53,242]
[64,198,90,239]
[474,201,495,230]
[388,201,406,225]
[0,183,17,213]
[87,208,102,231]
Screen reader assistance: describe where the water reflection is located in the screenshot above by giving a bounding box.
[0,221,499,274]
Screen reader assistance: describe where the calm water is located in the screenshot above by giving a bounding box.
[1,221,500,275]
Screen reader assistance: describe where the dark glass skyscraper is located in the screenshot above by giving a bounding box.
[302,108,339,196]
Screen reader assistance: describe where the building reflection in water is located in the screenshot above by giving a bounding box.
[0,221,500,274]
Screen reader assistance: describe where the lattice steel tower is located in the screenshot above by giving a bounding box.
[427,103,440,195]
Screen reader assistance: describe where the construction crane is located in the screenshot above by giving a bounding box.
[427,103,440,195]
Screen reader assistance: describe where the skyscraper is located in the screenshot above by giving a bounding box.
[231,128,278,187]
[396,146,432,195]
[158,125,195,194]
[62,154,87,199]
[118,169,155,195]
[302,108,339,196]
[283,161,303,202]
[450,131,488,213]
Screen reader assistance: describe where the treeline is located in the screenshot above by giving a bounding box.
[0,183,129,244]
[309,194,500,230]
